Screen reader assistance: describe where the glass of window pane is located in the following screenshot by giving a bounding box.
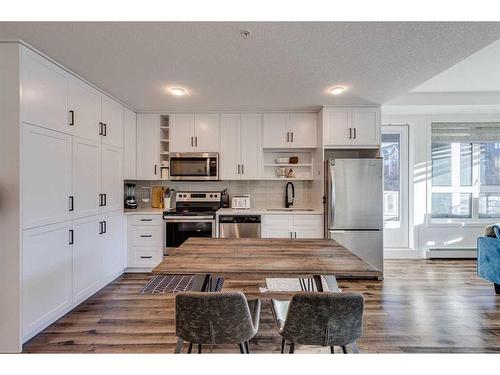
[431,193,472,218]
[480,143,500,186]
[479,193,500,218]
[382,134,400,222]
[431,143,472,186]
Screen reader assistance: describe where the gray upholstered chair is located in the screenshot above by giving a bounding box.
[271,292,364,354]
[175,291,261,353]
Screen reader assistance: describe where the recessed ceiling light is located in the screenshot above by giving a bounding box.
[169,87,187,96]
[329,86,345,95]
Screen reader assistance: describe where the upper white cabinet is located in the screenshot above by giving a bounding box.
[170,114,219,152]
[22,222,73,340]
[322,107,380,148]
[68,76,101,142]
[123,108,137,179]
[101,96,124,148]
[22,124,73,229]
[263,113,317,148]
[137,114,160,180]
[21,47,68,133]
[220,114,261,180]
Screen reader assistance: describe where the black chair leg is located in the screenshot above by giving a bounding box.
[187,342,193,353]
[289,343,295,354]
[330,346,335,354]
[495,283,500,294]
[281,338,286,354]
[244,341,250,354]
[239,343,246,353]
[198,344,202,354]
[341,345,348,354]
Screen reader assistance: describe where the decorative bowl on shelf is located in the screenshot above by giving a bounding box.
[289,156,299,164]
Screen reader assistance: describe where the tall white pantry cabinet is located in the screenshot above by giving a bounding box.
[4,44,129,346]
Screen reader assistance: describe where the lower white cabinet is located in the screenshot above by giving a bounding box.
[101,211,124,283]
[126,214,164,270]
[22,222,73,340]
[261,214,323,239]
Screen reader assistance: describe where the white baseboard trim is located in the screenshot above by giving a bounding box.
[384,248,423,259]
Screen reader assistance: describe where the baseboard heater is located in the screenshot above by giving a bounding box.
[427,247,477,259]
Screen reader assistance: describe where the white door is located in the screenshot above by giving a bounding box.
[323,109,351,147]
[261,228,293,239]
[263,113,289,148]
[101,212,124,283]
[101,145,123,213]
[293,226,324,239]
[240,114,262,179]
[68,77,101,142]
[73,137,101,218]
[22,124,73,229]
[72,216,102,304]
[101,96,124,148]
[136,114,160,180]
[382,125,409,249]
[352,108,380,147]
[22,222,72,339]
[123,108,137,179]
[170,114,195,152]
[289,113,317,148]
[220,114,241,180]
[194,114,219,152]
[21,47,68,133]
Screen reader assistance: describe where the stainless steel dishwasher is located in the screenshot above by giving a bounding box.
[219,215,261,238]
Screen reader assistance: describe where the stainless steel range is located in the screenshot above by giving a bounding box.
[163,191,221,248]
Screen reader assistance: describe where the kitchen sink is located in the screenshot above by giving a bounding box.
[266,208,315,212]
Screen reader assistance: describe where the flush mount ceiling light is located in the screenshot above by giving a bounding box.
[168,87,187,96]
[329,86,345,95]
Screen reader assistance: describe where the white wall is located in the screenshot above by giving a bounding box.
[382,105,500,258]
[0,42,21,353]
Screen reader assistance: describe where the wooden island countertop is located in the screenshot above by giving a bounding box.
[153,237,381,279]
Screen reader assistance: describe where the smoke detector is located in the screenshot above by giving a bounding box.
[240,30,251,39]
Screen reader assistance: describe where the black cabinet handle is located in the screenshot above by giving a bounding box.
[103,123,107,136]
[140,256,153,259]
[103,220,107,234]
[140,219,153,222]
[349,128,352,139]
[103,193,107,206]
[286,132,290,142]
[99,221,103,234]
[154,165,157,175]
[99,122,103,136]
[99,194,103,207]
[69,229,74,245]
[140,234,153,238]
[291,132,294,142]
[354,127,357,139]
[195,136,198,147]
[69,196,74,211]
[69,110,74,126]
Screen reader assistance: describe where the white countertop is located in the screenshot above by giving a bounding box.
[216,207,323,215]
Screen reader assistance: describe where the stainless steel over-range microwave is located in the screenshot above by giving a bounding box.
[169,152,219,181]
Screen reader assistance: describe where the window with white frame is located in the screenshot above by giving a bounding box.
[431,123,500,220]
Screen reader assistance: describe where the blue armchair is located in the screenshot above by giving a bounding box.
[477,224,500,294]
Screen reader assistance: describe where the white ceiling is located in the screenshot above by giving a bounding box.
[1,22,500,111]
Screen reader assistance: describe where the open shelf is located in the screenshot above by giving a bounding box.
[264,163,312,167]
[159,115,170,180]
[262,150,314,180]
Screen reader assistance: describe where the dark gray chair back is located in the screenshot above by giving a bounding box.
[175,291,258,345]
[281,292,364,347]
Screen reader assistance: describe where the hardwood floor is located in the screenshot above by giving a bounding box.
[23,260,500,353]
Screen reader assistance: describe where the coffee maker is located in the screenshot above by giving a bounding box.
[124,183,138,209]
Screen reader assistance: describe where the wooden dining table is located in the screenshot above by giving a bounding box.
[153,237,382,292]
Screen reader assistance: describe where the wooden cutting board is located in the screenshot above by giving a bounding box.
[151,186,164,208]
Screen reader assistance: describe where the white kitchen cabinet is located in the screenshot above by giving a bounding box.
[101,144,123,213]
[101,96,124,148]
[220,114,261,180]
[101,211,124,283]
[21,47,68,134]
[22,222,73,340]
[72,216,102,305]
[263,113,289,148]
[263,113,317,148]
[73,137,101,218]
[170,114,219,152]
[261,214,323,239]
[22,124,73,229]
[289,113,317,148]
[194,114,220,152]
[136,114,160,180]
[126,214,164,271]
[170,114,195,153]
[68,76,101,142]
[322,107,380,148]
[123,108,137,179]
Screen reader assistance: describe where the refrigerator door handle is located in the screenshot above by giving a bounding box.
[325,160,335,229]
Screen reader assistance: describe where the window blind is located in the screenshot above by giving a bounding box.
[431,122,500,142]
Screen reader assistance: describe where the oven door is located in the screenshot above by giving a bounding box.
[165,219,215,248]
[169,153,219,181]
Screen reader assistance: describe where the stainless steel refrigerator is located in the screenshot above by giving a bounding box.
[325,158,383,273]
